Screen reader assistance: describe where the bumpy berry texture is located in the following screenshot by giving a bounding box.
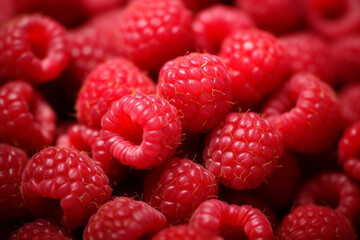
[21,147,112,229]
[157,52,232,133]
[101,92,182,169]
[337,83,360,127]
[0,80,56,154]
[0,143,29,222]
[118,0,193,73]
[144,157,218,223]
[152,225,224,240]
[189,199,275,240]
[203,112,283,190]
[277,204,356,240]
[76,57,155,129]
[262,72,341,154]
[219,28,289,110]
[83,196,166,240]
[192,4,255,54]
[0,14,69,83]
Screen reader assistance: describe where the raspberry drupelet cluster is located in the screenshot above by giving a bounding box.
[1,0,360,239]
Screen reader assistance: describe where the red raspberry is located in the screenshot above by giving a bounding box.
[304,0,360,38]
[0,80,57,154]
[293,171,360,223]
[118,0,193,72]
[0,14,70,83]
[76,57,155,129]
[219,29,289,110]
[152,225,223,240]
[192,4,255,54]
[0,0,16,26]
[235,0,305,34]
[9,218,72,240]
[144,157,218,224]
[279,31,336,86]
[21,147,112,229]
[0,143,29,222]
[101,92,182,169]
[203,112,283,190]
[157,52,232,133]
[261,72,341,154]
[189,199,275,240]
[277,204,356,240]
[181,0,220,12]
[337,83,360,128]
[79,0,125,17]
[83,196,166,240]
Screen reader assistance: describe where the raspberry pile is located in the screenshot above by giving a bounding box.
[1,0,360,239]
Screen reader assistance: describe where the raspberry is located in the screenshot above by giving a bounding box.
[189,199,275,240]
[0,80,57,154]
[157,52,232,133]
[21,147,112,229]
[219,28,289,110]
[203,112,283,190]
[0,0,15,26]
[192,4,255,54]
[261,72,341,154]
[235,0,305,34]
[0,143,29,222]
[337,83,360,127]
[293,171,360,223]
[279,31,336,86]
[79,0,125,17]
[9,218,72,240]
[101,92,182,169]
[152,225,223,240]
[0,14,70,83]
[277,204,356,240]
[338,122,360,181]
[304,0,360,38]
[143,157,218,224]
[83,196,166,240]
[181,0,220,12]
[118,0,193,72]
[76,57,156,129]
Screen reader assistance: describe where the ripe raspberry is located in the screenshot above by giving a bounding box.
[219,29,289,110]
[101,92,182,169]
[337,83,360,128]
[304,0,360,38]
[9,218,72,240]
[203,112,283,190]
[189,199,275,240]
[279,32,335,86]
[118,0,193,72]
[293,171,360,223]
[21,147,112,229]
[152,225,223,240]
[83,196,166,240]
[0,143,29,222]
[261,72,341,154]
[0,0,15,26]
[0,14,70,83]
[0,80,57,154]
[181,0,220,12]
[277,204,356,240]
[157,52,232,133]
[235,0,305,34]
[192,4,255,54]
[79,0,125,17]
[76,57,155,129]
[144,157,218,224]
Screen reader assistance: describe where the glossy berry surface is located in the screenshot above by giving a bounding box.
[152,225,224,240]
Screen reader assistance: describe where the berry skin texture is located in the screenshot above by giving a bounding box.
[152,225,224,240]
[76,57,155,129]
[143,157,218,224]
[0,80,57,154]
[261,72,341,154]
[277,204,356,240]
[101,92,182,169]
[21,147,112,230]
[0,14,70,83]
[83,196,166,240]
[157,52,232,133]
[203,112,283,190]
[189,199,275,240]
[219,29,289,110]
[0,143,29,222]
[337,83,360,127]
[118,0,193,73]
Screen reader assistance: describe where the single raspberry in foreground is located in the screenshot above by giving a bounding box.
[152,225,223,240]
